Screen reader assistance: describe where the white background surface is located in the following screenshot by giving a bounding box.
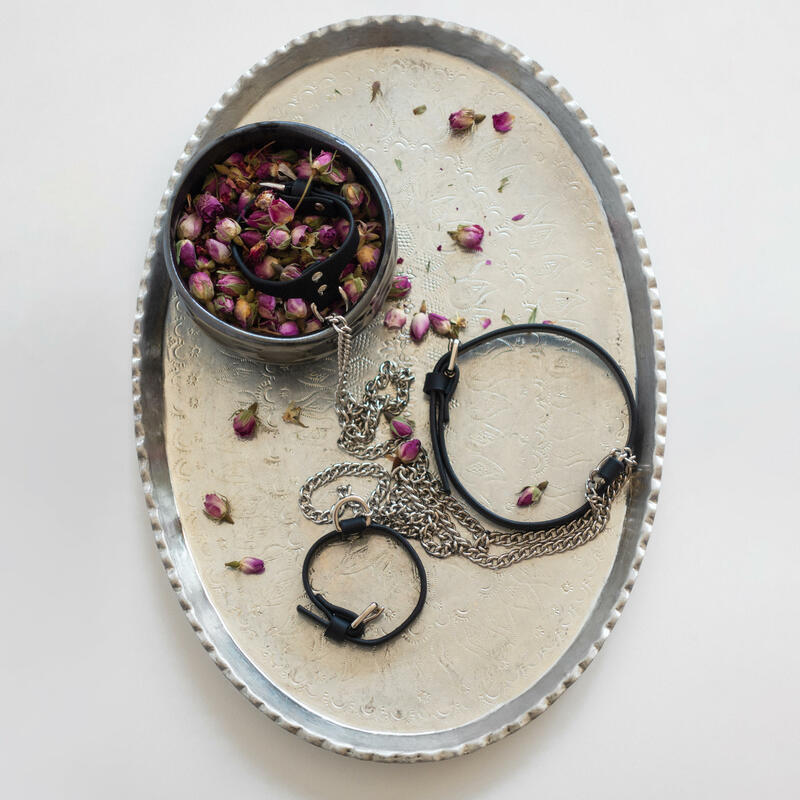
[2,1,798,797]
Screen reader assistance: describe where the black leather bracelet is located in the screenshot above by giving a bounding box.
[231,179,359,309]
[424,323,639,532]
[297,496,427,646]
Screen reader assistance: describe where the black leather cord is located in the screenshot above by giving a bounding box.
[297,518,427,646]
[231,179,359,308]
[424,323,639,532]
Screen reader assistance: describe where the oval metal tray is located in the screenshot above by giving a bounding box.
[132,15,666,762]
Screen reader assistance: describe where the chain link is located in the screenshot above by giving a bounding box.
[298,317,637,569]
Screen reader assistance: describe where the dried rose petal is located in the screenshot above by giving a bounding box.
[492,111,515,133]
[480,317,492,329]
[511,213,525,222]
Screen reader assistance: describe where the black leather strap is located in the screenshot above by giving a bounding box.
[297,517,427,646]
[424,324,639,531]
[231,179,359,308]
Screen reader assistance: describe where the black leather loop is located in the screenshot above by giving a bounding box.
[231,179,359,308]
[424,324,639,531]
[297,516,427,646]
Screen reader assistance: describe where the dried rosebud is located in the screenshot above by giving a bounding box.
[232,402,259,439]
[384,307,407,330]
[239,230,262,250]
[266,227,291,250]
[225,556,264,574]
[206,238,232,265]
[304,317,323,333]
[356,243,381,274]
[447,223,484,251]
[254,256,280,280]
[396,438,421,464]
[233,297,256,328]
[213,294,234,315]
[216,273,248,297]
[317,225,337,247]
[246,209,272,230]
[254,190,275,211]
[280,264,303,281]
[194,193,224,222]
[278,321,300,337]
[294,160,312,179]
[342,182,366,209]
[177,212,202,240]
[448,108,486,131]
[196,254,215,271]
[390,419,413,438]
[203,493,232,523]
[334,218,351,243]
[237,190,254,216]
[188,271,214,302]
[214,217,242,243]
[176,239,196,269]
[256,293,277,318]
[285,297,308,320]
[342,276,366,306]
[410,305,430,341]
[320,164,347,185]
[428,312,451,336]
[517,481,548,507]
[311,150,334,172]
[302,215,324,229]
[268,196,295,225]
[290,224,313,248]
[492,111,515,133]
[388,275,412,299]
[357,220,383,245]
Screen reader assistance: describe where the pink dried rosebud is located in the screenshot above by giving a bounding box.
[176,239,196,269]
[294,160,312,179]
[280,264,303,281]
[253,256,279,280]
[311,150,334,172]
[213,294,234,315]
[334,218,351,243]
[517,481,548,507]
[194,193,224,222]
[196,254,215,271]
[317,225,337,247]
[216,273,248,297]
[396,438,421,464]
[390,419,413,438]
[321,164,347,185]
[177,211,202,240]
[266,227,290,250]
[285,297,308,320]
[383,307,407,330]
[278,321,300,337]
[237,190,254,216]
[388,275,412,299]
[214,217,242,243]
[304,317,323,333]
[203,493,233,524]
[410,304,430,341]
[268,196,295,225]
[233,297,256,328]
[492,111,515,133]
[206,238,232,265]
[232,402,259,439]
[246,209,272,230]
[254,190,275,211]
[225,556,264,574]
[342,182,366,209]
[448,108,485,131]
[291,224,314,248]
[342,276,366,306]
[447,223,484,251]
[188,271,214,302]
[257,293,277,318]
[428,312,451,336]
[356,244,381,274]
[239,229,262,248]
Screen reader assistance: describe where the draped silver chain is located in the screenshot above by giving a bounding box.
[298,316,637,569]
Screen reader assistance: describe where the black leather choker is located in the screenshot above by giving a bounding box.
[424,323,639,532]
[297,496,427,646]
[231,179,358,309]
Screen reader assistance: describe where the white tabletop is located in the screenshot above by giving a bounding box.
[2,1,798,797]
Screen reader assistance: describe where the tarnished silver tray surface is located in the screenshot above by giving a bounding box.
[132,16,666,761]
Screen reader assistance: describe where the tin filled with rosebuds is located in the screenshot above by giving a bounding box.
[163,122,396,363]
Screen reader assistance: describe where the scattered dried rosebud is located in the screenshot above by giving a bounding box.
[321,164,347,185]
[246,209,272,230]
[428,312,451,336]
[291,225,313,248]
[395,438,421,464]
[213,294,234,315]
[410,303,430,341]
[448,223,484,251]
[233,297,256,328]
[266,227,291,250]
[517,481,548,507]
[177,212,202,240]
[334,218,351,243]
[268,196,295,226]
[253,256,279,280]
[280,264,303,281]
[206,238,232,265]
[216,273,249,297]
[237,190,254,216]
[342,276,367,306]
[311,151,334,172]
[302,214,324,230]
[245,240,268,267]
[257,293,277,318]
[356,243,381,274]
[448,108,485,131]
[480,317,492,329]
[188,271,214,302]
[254,190,275,211]
[214,217,242,243]
[388,274,412,299]
[196,254,215,271]
[304,317,323,333]
[194,193,224,222]
[278,321,300,337]
[390,419,413,438]
[176,239,197,269]
[294,160,312,179]
[232,402,260,439]
[317,225,337,247]
[384,307,407,330]
[285,297,308,320]
[282,401,307,426]
[204,493,233,523]
[342,182,366,209]
[225,556,264,574]
[492,111,515,133]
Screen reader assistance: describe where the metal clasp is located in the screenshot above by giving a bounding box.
[350,601,384,631]
[332,494,372,532]
[445,338,459,377]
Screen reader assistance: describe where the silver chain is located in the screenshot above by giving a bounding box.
[298,316,637,569]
